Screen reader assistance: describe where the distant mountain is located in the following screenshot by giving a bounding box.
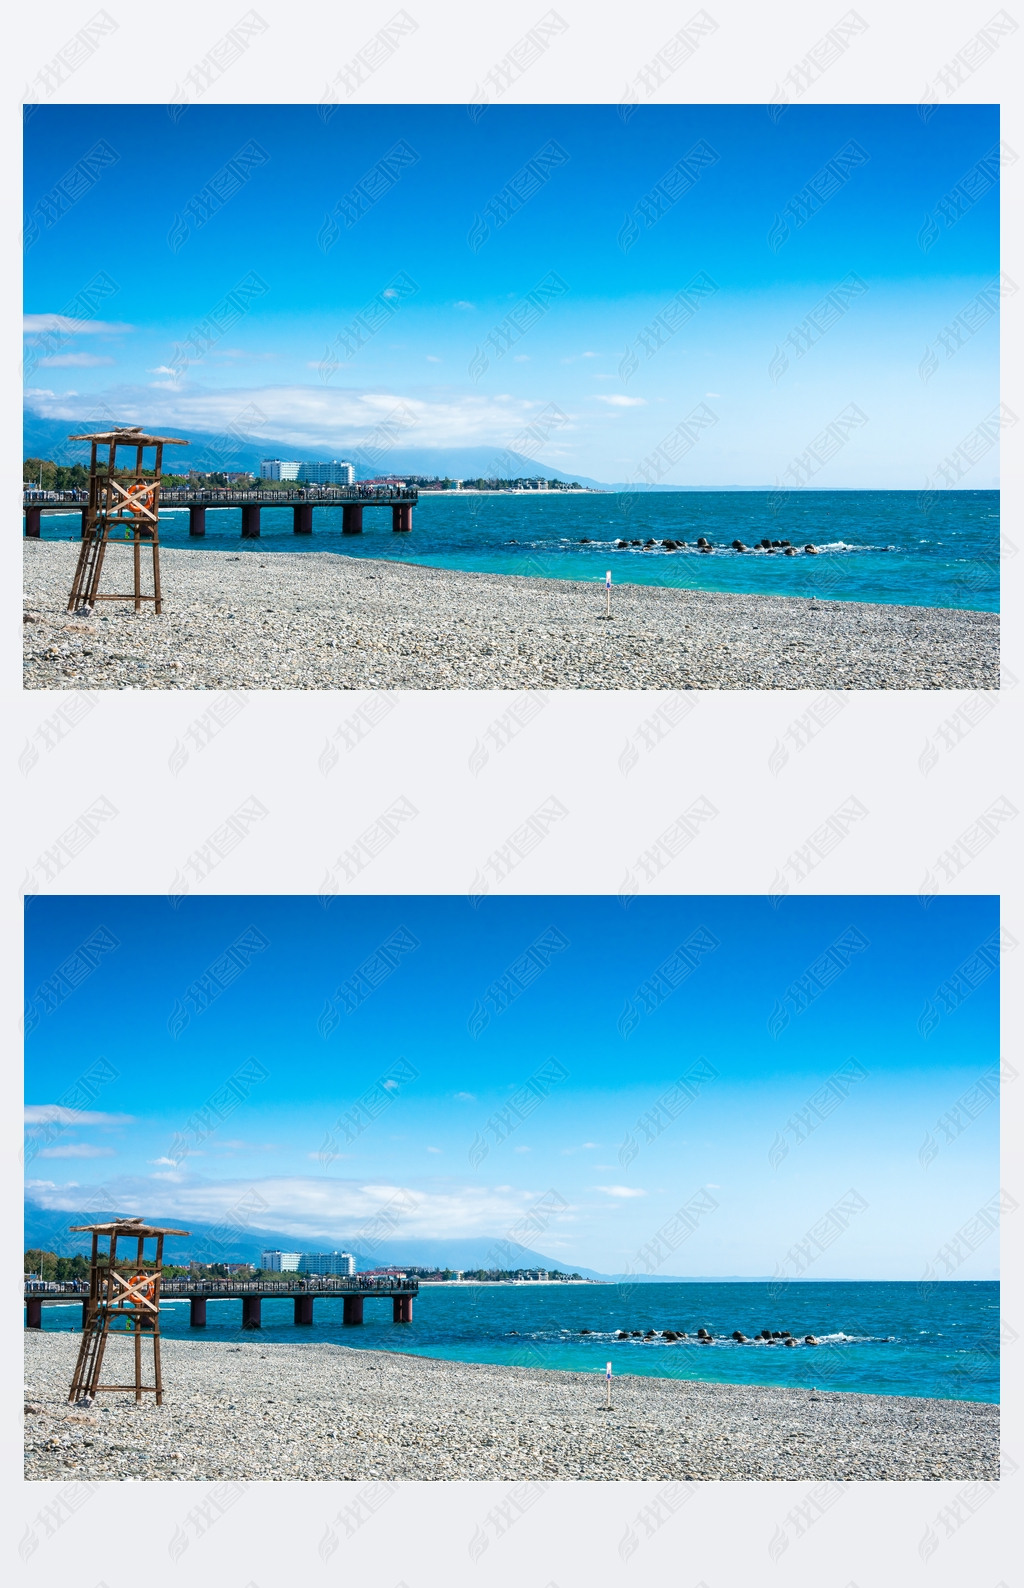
[22,411,605,488]
[23,1202,604,1276]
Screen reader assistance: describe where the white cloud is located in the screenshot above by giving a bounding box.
[426,1146,443,1154]
[26,1173,563,1242]
[425,355,442,363]
[25,1105,134,1126]
[23,314,134,335]
[148,365,178,376]
[596,395,646,407]
[595,1185,647,1198]
[37,1144,116,1159]
[453,1092,476,1102]
[26,382,552,452]
[452,300,476,310]
[513,1145,531,1154]
[38,354,115,369]
[706,392,721,398]
[513,355,530,362]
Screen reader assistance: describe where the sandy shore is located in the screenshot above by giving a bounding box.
[24,541,998,690]
[24,1331,997,1482]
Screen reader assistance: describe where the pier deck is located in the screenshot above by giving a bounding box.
[24,484,418,539]
[24,1275,418,1329]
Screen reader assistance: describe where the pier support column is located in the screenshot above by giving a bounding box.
[81,1302,90,1331]
[26,1298,42,1329]
[392,1294,413,1323]
[293,504,313,534]
[190,1298,207,1328]
[242,1297,262,1329]
[241,505,261,538]
[294,1296,314,1325]
[342,504,363,535]
[24,507,41,538]
[342,1295,364,1326]
[189,506,206,537]
[392,504,412,532]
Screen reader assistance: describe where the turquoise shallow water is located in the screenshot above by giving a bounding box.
[33,490,999,613]
[36,1281,998,1403]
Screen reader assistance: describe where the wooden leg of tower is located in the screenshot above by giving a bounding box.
[135,1317,143,1402]
[87,531,111,609]
[153,1327,163,1405]
[134,533,142,613]
[68,530,95,611]
[153,542,162,615]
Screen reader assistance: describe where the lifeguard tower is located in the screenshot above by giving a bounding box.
[66,426,188,615]
[67,1217,189,1407]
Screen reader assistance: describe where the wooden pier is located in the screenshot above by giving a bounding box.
[24,484,418,540]
[25,1274,418,1330]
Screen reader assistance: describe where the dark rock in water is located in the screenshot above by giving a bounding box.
[805,544,819,554]
[663,1331,677,1341]
[631,539,642,547]
[617,1330,628,1338]
[580,1328,592,1334]
[700,544,714,553]
[696,1328,708,1338]
[732,1330,745,1341]
[781,1331,792,1338]
[760,539,772,549]
[662,539,676,549]
[772,1331,783,1338]
[784,546,797,556]
[579,537,592,544]
[644,538,656,546]
[781,540,791,547]
[805,1335,818,1345]
[760,1330,773,1340]
[784,1337,798,1347]
[700,1335,712,1344]
[631,1330,642,1337]
[771,540,783,548]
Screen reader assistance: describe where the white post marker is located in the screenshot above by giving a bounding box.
[603,570,612,620]
[605,1360,612,1408]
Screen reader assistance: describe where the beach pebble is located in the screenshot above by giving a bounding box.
[21,1331,998,1483]
[22,542,998,692]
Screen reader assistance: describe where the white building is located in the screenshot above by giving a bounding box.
[298,460,355,485]
[260,459,300,481]
[260,1250,301,1271]
[297,1251,356,1276]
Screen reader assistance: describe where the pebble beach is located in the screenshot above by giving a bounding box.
[24,541,999,691]
[24,1331,998,1482]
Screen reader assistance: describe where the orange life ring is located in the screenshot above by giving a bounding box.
[124,482,155,517]
[127,1273,156,1306]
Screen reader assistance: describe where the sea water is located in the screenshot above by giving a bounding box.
[35,1280,999,1403]
[32,490,999,613]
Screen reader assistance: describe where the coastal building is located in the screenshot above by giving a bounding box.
[260,459,300,481]
[297,460,355,485]
[260,1249,301,1271]
[297,1250,356,1276]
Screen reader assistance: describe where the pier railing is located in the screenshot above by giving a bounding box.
[25,1275,418,1298]
[23,485,418,508]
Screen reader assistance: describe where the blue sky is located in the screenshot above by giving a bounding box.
[25,896,1000,1278]
[24,104,1000,486]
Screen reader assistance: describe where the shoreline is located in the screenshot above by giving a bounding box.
[25,541,998,691]
[25,1331,998,1482]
